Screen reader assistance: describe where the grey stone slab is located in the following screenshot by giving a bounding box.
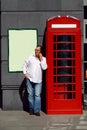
[61,0,83,10]
[1,0,83,11]
[1,61,24,85]
[1,0,18,11]
[2,89,23,110]
[84,0,87,5]
[1,0,61,11]
[1,12,55,36]
[38,36,44,45]
[1,37,8,61]
[1,12,83,36]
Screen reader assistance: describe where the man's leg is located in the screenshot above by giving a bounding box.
[34,82,42,115]
[26,79,34,114]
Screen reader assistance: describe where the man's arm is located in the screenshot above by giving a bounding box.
[22,58,29,78]
[40,57,47,70]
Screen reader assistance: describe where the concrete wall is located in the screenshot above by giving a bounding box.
[0,0,83,110]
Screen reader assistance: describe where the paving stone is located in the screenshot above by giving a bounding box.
[79,121,87,124]
[76,126,87,129]
[0,110,87,130]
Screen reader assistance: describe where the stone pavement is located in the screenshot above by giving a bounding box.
[0,109,87,130]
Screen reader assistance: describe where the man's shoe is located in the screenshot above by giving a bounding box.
[34,112,40,116]
[29,109,34,115]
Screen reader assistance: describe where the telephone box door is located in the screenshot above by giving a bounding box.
[46,16,82,114]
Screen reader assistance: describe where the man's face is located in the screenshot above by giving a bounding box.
[35,47,41,57]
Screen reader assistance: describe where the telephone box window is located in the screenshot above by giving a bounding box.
[84,44,87,61]
[57,35,75,42]
[86,25,87,38]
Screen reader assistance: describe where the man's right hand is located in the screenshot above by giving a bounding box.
[24,73,29,79]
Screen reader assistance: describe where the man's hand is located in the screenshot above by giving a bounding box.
[38,53,43,61]
[24,73,29,79]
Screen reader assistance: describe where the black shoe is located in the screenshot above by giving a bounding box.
[34,112,40,116]
[29,109,34,115]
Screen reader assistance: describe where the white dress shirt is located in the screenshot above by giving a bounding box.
[22,55,47,83]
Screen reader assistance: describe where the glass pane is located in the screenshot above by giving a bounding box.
[58,76,75,83]
[86,25,87,38]
[53,35,75,42]
[84,82,87,94]
[66,84,76,91]
[54,51,75,58]
[67,92,75,99]
[84,6,87,19]
[57,35,75,42]
[84,63,87,79]
[58,68,75,74]
[54,60,75,66]
[58,43,75,50]
[58,51,75,58]
[58,60,75,66]
[84,44,87,61]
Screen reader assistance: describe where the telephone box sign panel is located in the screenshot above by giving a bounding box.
[52,24,77,28]
[46,15,82,114]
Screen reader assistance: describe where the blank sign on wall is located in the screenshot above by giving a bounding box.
[8,29,37,72]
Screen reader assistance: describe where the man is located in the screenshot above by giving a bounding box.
[22,45,47,116]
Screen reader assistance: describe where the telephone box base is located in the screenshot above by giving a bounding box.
[46,109,82,114]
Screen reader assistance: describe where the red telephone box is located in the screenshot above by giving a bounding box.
[46,15,82,114]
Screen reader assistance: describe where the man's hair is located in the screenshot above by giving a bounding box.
[36,45,43,53]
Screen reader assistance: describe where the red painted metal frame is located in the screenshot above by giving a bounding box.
[46,16,82,114]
